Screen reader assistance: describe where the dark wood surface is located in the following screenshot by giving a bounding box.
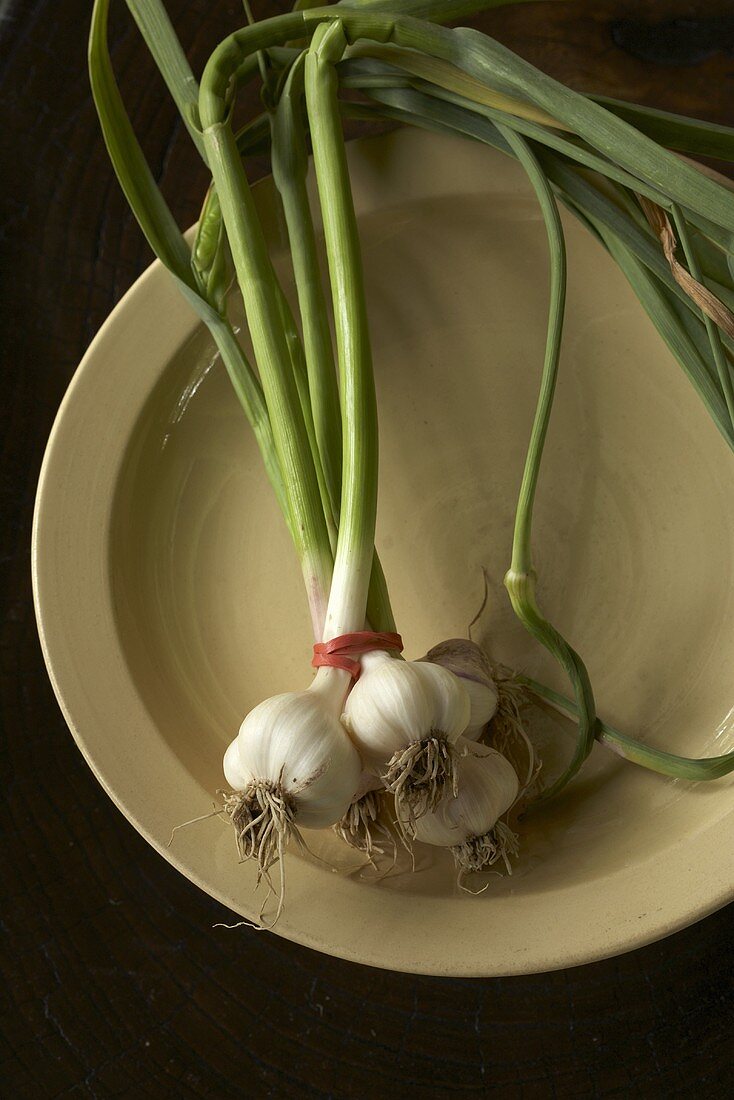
[2,2,733,1096]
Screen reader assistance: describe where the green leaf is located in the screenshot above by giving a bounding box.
[126,0,204,154]
[89,0,194,285]
[591,94,734,164]
[599,228,734,450]
[336,0,545,21]
[89,0,290,526]
[359,84,734,437]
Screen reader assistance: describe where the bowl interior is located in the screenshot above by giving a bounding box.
[37,131,734,974]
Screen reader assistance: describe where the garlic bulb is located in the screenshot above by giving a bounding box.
[223,682,361,887]
[224,689,360,828]
[408,740,520,875]
[422,638,498,741]
[342,651,471,829]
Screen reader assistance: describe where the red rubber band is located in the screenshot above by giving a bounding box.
[312,630,403,679]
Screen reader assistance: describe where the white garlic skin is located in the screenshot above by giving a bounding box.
[410,740,519,848]
[462,678,500,741]
[353,768,384,802]
[223,690,361,829]
[422,638,498,741]
[342,652,471,767]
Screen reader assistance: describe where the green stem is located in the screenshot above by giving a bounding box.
[275,286,340,552]
[272,55,343,522]
[118,1,342,633]
[106,2,395,637]
[305,21,380,639]
[201,118,333,635]
[496,123,597,800]
[242,0,272,88]
[271,54,396,632]
[500,130,565,577]
[209,318,292,526]
[521,677,734,782]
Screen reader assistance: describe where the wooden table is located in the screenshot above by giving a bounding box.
[2,2,732,1095]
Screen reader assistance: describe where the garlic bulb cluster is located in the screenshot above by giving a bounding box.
[408,740,520,875]
[221,640,526,911]
[422,638,499,741]
[342,651,471,828]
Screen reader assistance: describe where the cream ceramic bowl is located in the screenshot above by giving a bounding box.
[33,130,734,976]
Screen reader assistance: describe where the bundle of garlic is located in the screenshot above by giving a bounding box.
[195,15,531,906]
[207,20,400,906]
[90,0,734,922]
